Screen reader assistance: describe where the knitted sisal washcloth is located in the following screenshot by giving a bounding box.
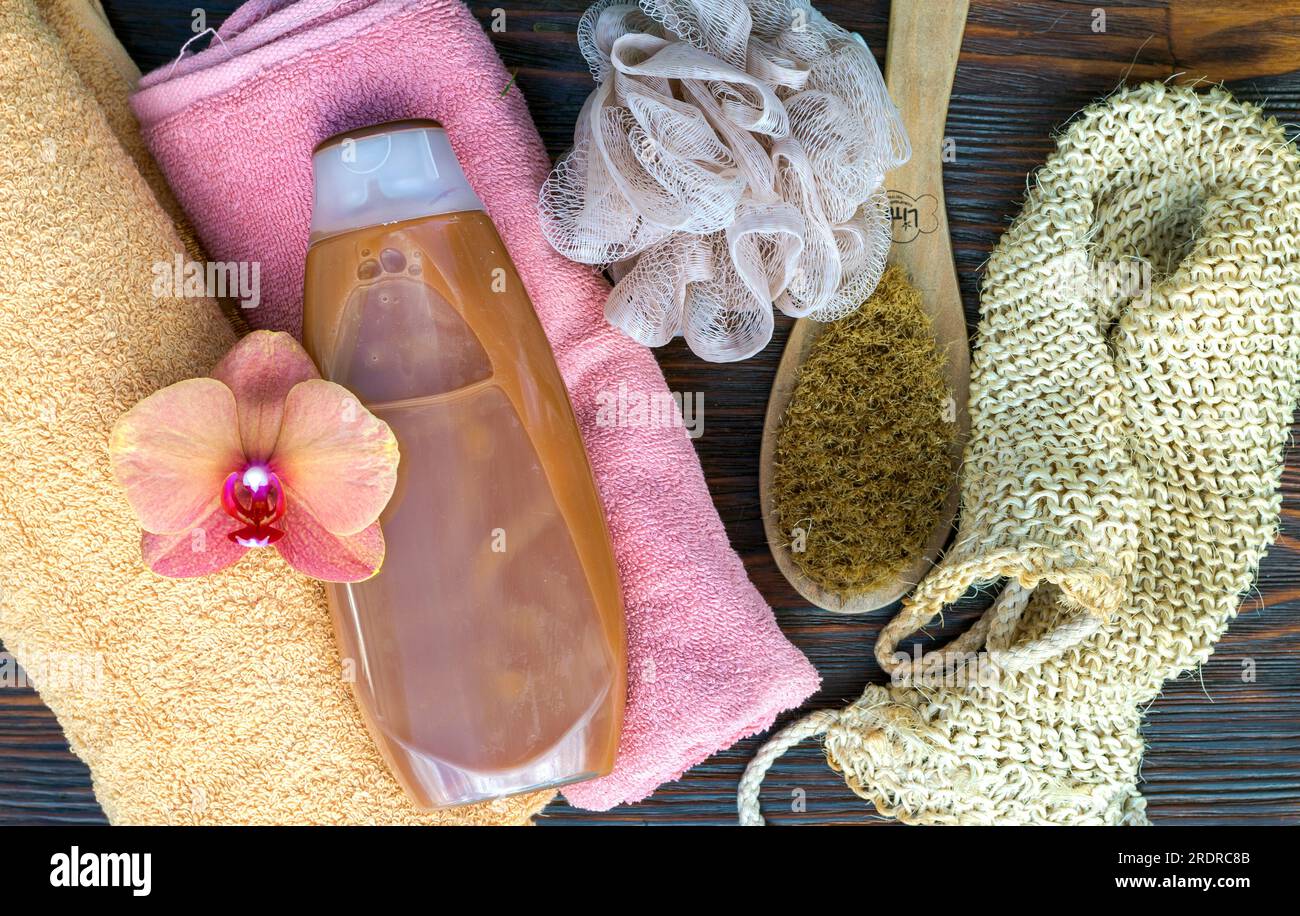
[0,0,547,824]
[740,82,1300,825]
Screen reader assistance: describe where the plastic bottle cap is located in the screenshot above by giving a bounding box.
[309,120,486,243]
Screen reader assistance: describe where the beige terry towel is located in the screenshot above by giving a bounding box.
[0,0,552,824]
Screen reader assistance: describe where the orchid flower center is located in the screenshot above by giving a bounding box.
[221,463,287,548]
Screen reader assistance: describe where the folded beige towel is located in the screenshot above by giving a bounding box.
[0,0,551,824]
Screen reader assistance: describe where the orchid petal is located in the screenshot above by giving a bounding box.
[271,379,398,536]
[275,493,386,582]
[109,378,244,534]
[141,499,246,577]
[210,330,320,462]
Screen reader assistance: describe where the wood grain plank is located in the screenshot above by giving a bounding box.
[1170,0,1300,83]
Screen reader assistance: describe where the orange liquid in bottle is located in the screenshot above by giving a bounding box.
[303,122,625,808]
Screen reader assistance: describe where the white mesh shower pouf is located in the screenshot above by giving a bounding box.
[540,0,909,362]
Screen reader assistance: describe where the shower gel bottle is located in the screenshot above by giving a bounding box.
[302,120,626,808]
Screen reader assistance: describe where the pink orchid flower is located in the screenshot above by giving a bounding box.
[109,331,399,582]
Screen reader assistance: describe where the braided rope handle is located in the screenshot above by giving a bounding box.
[880,580,1103,682]
[737,584,1105,824]
[984,583,1101,671]
[737,709,840,825]
[737,584,1104,824]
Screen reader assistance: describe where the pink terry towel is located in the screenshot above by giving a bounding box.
[131,0,820,810]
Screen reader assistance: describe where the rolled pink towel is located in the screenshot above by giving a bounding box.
[131,0,819,810]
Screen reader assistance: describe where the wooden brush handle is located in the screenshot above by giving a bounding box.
[886,0,969,167]
[884,0,970,433]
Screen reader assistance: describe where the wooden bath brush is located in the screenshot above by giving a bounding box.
[760,0,971,613]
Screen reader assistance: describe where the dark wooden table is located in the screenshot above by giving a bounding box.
[3,0,1299,825]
